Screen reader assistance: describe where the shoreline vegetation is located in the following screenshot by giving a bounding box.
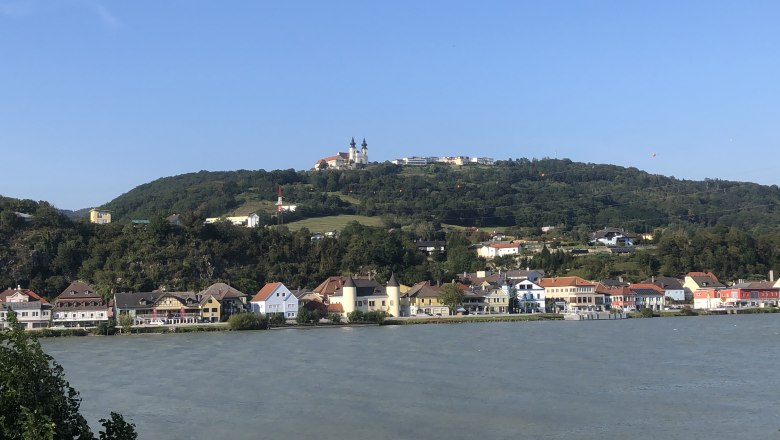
[29,307,780,338]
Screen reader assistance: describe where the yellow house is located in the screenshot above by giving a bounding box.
[89,209,111,224]
[200,295,221,322]
[197,283,248,323]
[404,281,450,316]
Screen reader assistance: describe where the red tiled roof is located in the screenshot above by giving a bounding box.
[538,276,595,288]
[490,242,521,249]
[252,282,282,302]
[327,303,344,313]
[627,283,664,294]
[0,287,48,304]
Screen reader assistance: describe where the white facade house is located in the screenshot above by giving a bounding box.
[513,279,546,313]
[0,286,51,329]
[52,281,109,327]
[476,242,522,259]
[204,213,260,228]
[589,228,634,246]
[251,282,299,319]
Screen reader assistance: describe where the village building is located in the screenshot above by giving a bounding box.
[539,276,602,312]
[694,281,779,309]
[251,282,299,319]
[589,228,635,246]
[204,213,260,228]
[514,279,546,313]
[89,209,111,224]
[628,284,666,311]
[198,282,248,322]
[473,241,522,259]
[0,286,52,329]
[403,280,448,316]
[313,137,369,170]
[113,291,201,324]
[683,272,725,302]
[327,275,401,319]
[52,281,109,327]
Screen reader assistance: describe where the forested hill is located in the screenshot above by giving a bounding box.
[102,159,780,234]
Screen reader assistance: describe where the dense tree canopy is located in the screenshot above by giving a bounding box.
[0,313,137,440]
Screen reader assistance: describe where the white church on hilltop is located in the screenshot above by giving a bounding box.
[313,137,369,170]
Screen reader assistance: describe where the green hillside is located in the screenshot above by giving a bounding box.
[101,159,780,235]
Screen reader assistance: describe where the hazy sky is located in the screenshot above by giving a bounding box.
[2,0,778,209]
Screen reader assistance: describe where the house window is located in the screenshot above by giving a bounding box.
[381,301,385,306]
[212,308,218,312]
[369,301,375,307]
[21,312,28,317]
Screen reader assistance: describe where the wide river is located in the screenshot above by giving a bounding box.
[43,314,780,440]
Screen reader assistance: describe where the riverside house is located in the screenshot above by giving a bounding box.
[52,281,109,327]
[251,283,299,319]
[114,291,201,324]
[0,286,52,329]
[198,282,248,322]
[539,277,602,312]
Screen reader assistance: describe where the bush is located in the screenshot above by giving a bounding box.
[347,310,365,323]
[94,319,117,336]
[296,309,321,324]
[640,307,654,318]
[268,313,287,326]
[347,310,388,323]
[328,313,342,323]
[678,307,697,316]
[227,313,269,330]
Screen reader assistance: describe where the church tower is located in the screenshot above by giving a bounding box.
[361,138,368,164]
[348,137,357,164]
[386,273,400,318]
[343,275,357,318]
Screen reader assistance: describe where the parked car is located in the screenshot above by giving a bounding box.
[149,319,165,325]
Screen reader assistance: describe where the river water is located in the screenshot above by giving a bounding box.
[42,314,780,440]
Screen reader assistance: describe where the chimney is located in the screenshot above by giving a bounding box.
[770,270,775,282]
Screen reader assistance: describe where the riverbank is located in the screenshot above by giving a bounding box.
[28,307,780,337]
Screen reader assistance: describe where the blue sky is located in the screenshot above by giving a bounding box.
[2,0,779,209]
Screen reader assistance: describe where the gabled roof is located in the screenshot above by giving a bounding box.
[730,281,778,290]
[56,281,102,300]
[404,281,441,298]
[252,282,285,302]
[646,276,683,290]
[318,276,386,298]
[199,282,246,301]
[628,284,665,295]
[489,242,522,249]
[686,272,725,288]
[594,283,631,295]
[198,283,247,300]
[0,287,48,304]
[113,291,198,309]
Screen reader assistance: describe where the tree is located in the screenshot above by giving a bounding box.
[117,313,133,334]
[439,282,465,315]
[0,313,137,440]
[98,412,137,440]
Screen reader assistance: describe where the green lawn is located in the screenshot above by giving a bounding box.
[283,215,384,232]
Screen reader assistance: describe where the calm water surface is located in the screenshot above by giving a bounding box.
[42,314,780,440]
